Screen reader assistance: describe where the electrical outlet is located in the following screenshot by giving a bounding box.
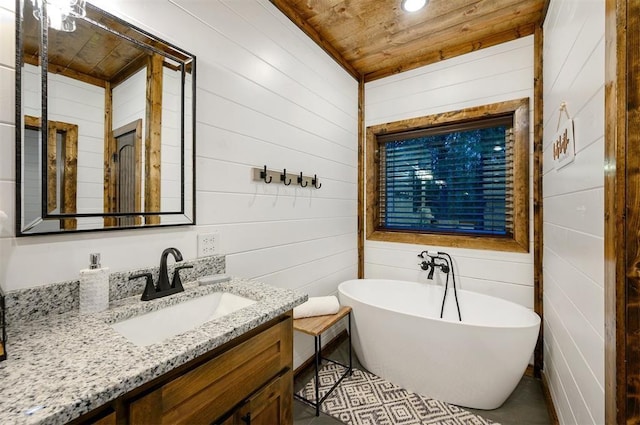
[197,233,220,257]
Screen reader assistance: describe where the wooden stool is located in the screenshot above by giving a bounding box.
[293,306,353,416]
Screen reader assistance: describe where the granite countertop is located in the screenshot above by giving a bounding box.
[0,277,307,425]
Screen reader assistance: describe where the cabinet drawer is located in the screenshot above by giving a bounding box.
[129,315,293,424]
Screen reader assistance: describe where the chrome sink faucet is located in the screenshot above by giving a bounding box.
[130,247,193,301]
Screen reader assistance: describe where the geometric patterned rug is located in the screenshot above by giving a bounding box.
[296,363,499,425]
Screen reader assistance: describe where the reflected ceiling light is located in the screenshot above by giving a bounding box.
[31,0,86,32]
[401,0,427,12]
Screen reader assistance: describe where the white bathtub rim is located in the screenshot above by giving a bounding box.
[338,278,540,330]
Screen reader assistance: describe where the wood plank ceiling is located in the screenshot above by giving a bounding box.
[270,0,547,82]
[22,1,190,88]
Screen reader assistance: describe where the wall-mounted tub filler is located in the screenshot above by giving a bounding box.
[418,251,461,321]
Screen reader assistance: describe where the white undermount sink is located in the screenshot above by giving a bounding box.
[111,292,257,347]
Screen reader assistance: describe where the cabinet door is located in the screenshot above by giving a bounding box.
[235,370,293,425]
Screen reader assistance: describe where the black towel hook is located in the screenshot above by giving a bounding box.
[281,169,292,185]
[298,172,308,187]
[260,165,272,183]
[312,174,322,189]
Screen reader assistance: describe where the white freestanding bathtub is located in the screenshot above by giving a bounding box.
[338,279,540,410]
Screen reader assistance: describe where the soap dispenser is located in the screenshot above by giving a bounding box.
[79,253,110,314]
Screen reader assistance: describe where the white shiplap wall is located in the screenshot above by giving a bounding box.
[22,63,105,229]
[364,36,535,309]
[49,71,105,228]
[0,0,358,368]
[542,1,605,424]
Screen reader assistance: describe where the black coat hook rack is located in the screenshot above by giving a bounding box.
[253,166,321,189]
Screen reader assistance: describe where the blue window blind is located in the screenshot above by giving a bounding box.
[377,116,514,237]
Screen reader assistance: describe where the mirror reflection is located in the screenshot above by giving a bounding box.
[17,0,196,235]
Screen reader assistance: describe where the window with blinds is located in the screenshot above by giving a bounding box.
[366,98,529,252]
[377,116,514,237]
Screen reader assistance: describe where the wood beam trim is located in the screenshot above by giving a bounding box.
[623,0,640,421]
[533,26,544,379]
[104,81,117,228]
[358,75,364,279]
[604,0,626,422]
[110,54,149,88]
[47,60,107,88]
[145,54,163,225]
[268,0,361,80]
[22,55,108,87]
[539,0,551,27]
[541,371,560,425]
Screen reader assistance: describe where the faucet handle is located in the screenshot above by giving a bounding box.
[130,273,156,301]
[171,265,193,291]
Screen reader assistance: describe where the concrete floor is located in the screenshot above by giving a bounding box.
[293,338,551,425]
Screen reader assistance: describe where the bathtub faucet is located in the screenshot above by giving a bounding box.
[417,251,450,279]
[417,250,461,321]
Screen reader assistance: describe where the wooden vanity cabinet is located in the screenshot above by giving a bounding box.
[219,369,293,425]
[74,312,294,425]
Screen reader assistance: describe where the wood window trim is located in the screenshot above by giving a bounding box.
[365,98,530,253]
[24,115,78,230]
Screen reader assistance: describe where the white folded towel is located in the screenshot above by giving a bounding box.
[293,296,340,319]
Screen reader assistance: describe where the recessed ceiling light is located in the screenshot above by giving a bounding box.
[402,0,427,12]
